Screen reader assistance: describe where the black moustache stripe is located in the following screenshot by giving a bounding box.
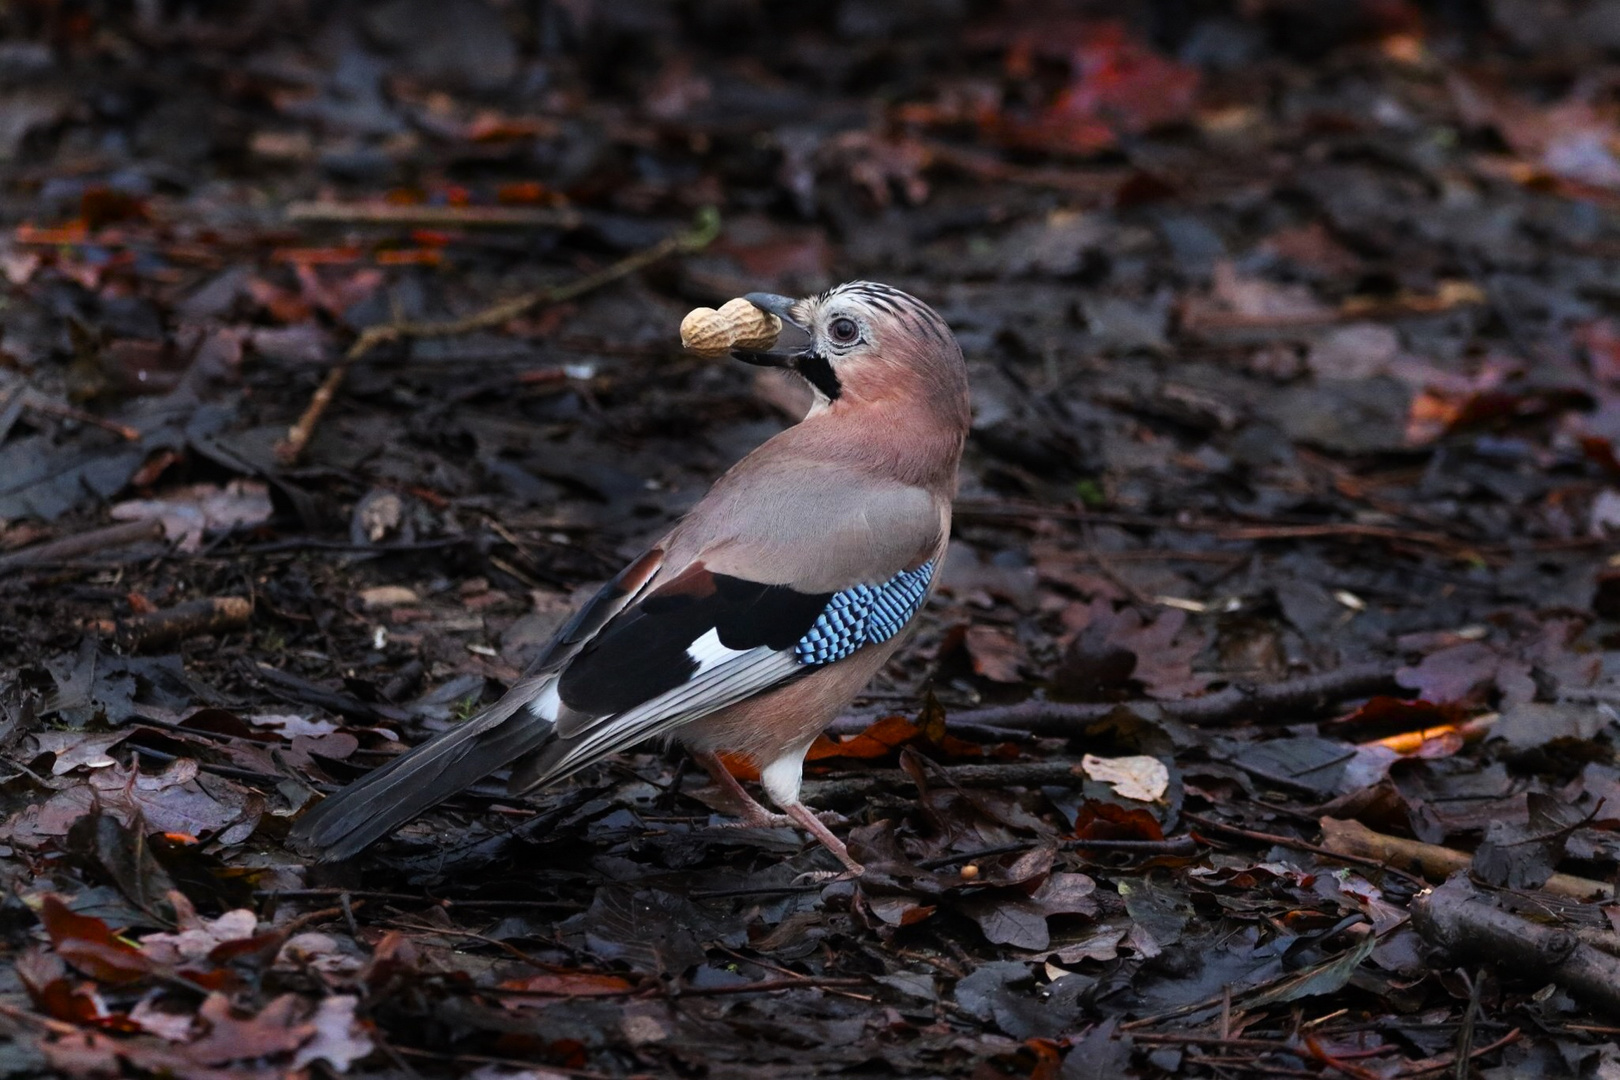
[795,352,842,400]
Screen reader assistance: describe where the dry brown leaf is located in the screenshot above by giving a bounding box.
[1080,754,1169,802]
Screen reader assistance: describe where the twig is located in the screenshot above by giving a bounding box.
[470,974,870,1001]
[277,900,367,937]
[802,760,1087,806]
[1318,817,1613,902]
[1185,812,1428,890]
[286,200,584,230]
[953,499,1593,557]
[0,519,165,576]
[1412,877,1620,1015]
[391,1045,646,1080]
[275,208,721,465]
[125,744,283,785]
[866,663,1399,736]
[91,596,252,651]
[23,394,141,441]
[1120,929,1378,1030]
[1454,967,1482,1080]
[921,140,1130,199]
[1398,1028,1521,1078]
[256,888,577,911]
[916,834,1200,870]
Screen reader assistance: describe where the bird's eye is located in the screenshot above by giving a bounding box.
[828,317,859,344]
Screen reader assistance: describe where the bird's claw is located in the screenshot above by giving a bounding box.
[718,812,795,830]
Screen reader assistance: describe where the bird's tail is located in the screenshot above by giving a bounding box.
[286,684,557,862]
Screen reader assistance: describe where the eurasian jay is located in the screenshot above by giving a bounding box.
[289,282,971,873]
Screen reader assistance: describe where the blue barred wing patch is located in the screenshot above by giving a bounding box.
[793,561,935,665]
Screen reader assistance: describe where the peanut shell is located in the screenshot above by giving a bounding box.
[680,297,782,356]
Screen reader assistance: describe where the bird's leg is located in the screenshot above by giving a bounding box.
[691,750,792,828]
[780,801,864,876]
[759,748,865,876]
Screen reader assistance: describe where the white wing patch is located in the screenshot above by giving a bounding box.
[686,627,750,674]
[526,679,562,721]
[530,648,801,786]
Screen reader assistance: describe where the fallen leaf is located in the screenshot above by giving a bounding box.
[16,947,123,1025]
[807,715,921,761]
[139,909,259,966]
[960,895,1051,951]
[992,21,1200,156]
[1054,600,1210,700]
[1,759,257,849]
[110,480,273,553]
[38,895,153,985]
[27,730,129,774]
[1031,873,1099,918]
[963,625,1025,683]
[183,993,315,1065]
[1073,800,1164,843]
[292,995,373,1071]
[1397,641,1529,705]
[247,712,342,739]
[129,996,198,1042]
[1081,754,1169,802]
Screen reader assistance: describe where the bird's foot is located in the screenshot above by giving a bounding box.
[781,802,864,876]
[720,809,795,830]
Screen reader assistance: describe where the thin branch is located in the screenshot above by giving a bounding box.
[891,663,1401,735]
[275,208,721,465]
[0,519,165,576]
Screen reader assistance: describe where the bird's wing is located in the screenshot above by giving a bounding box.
[508,469,947,787]
[289,476,946,861]
[286,546,665,860]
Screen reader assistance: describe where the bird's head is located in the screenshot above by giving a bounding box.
[734,282,969,426]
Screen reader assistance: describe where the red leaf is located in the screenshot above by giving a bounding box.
[1334,695,1470,733]
[1073,800,1165,844]
[15,948,124,1026]
[38,896,152,985]
[807,715,922,762]
[963,624,1025,683]
[993,22,1200,156]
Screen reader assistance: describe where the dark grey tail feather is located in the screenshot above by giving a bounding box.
[287,696,556,862]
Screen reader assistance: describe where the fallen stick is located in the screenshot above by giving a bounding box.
[1181,282,1484,341]
[93,596,252,652]
[1412,876,1620,1016]
[1320,817,1614,902]
[802,760,1086,806]
[275,208,721,465]
[286,200,583,231]
[22,395,141,441]
[957,498,1605,558]
[0,519,165,576]
[1186,812,1428,890]
[826,662,1400,736]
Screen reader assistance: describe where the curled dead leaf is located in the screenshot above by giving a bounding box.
[1081,754,1169,802]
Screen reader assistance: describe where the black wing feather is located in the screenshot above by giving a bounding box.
[557,568,829,716]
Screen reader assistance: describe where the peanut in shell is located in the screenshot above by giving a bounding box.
[680,297,782,356]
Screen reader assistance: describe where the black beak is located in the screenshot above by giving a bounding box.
[743,292,805,329]
[731,348,793,368]
[733,292,809,368]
